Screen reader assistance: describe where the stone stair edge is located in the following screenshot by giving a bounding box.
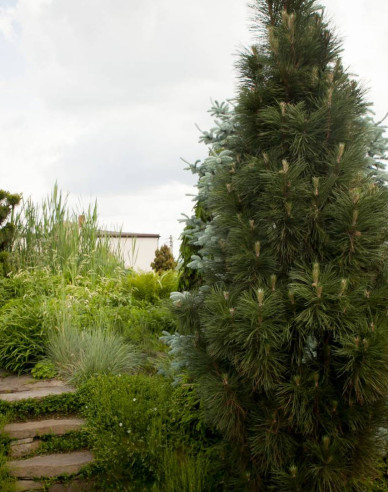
[8,450,94,479]
[2,374,94,489]
[15,478,96,492]
[4,417,87,440]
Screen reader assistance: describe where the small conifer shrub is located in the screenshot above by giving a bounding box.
[0,189,21,275]
[151,244,176,273]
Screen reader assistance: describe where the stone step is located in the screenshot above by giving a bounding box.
[10,438,41,458]
[4,418,86,439]
[15,480,44,491]
[0,376,75,402]
[8,451,94,479]
[15,479,95,491]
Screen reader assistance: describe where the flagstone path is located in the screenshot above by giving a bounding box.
[0,372,94,492]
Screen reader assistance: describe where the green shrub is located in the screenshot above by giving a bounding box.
[31,359,57,380]
[0,297,46,373]
[115,303,176,356]
[48,323,141,385]
[124,270,179,303]
[1,268,62,300]
[0,437,13,492]
[0,414,14,492]
[35,430,89,456]
[129,302,176,334]
[79,374,224,491]
[0,391,82,422]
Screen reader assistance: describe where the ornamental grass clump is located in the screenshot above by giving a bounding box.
[48,322,141,385]
[171,0,388,490]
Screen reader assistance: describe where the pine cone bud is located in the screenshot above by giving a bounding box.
[312,177,319,196]
[287,13,295,31]
[257,288,264,306]
[279,159,289,174]
[255,241,261,258]
[312,262,319,286]
[337,143,345,163]
[352,191,360,204]
[285,202,292,217]
[339,278,348,296]
[249,219,255,230]
[270,274,277,291]
[322,436,330,451]
[223,291,229,301]
[311,66,319,85]
[226,183,232,193]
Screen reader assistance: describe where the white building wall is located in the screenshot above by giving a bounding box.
[108,236,159,271]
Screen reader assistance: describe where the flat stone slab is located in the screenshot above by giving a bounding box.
[0,375,66,392]
[0,376,74,402]
[0,387,74,402]
[15,480,44,491]
[15,479,95,491]
[4,418,86,439]
[8,451,94,479]
[10,439,41,458]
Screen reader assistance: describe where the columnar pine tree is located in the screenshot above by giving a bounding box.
[171,1,388,490]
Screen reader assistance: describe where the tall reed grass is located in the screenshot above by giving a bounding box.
[12,184,124,281]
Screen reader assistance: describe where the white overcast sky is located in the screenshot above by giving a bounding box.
[1,0,387,255]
